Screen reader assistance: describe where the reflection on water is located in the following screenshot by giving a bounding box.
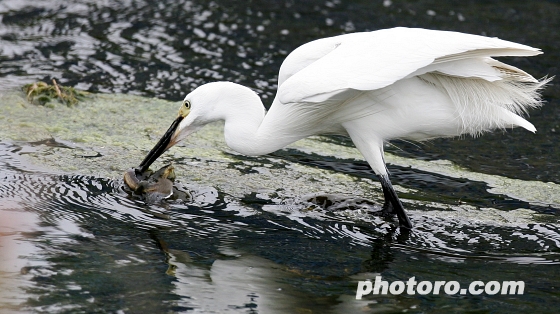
[1,141,559,313]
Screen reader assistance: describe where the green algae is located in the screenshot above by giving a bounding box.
[0,89,558,225]
[0,90,380,201]
[288,136,560,213]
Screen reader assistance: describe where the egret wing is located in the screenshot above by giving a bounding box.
[278,27,541,104]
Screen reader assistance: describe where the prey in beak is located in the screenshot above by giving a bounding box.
[138,100,191,173]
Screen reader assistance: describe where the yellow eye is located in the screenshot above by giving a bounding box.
[178,100,191,118]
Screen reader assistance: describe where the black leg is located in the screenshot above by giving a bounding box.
[381,183,394,215]
[378,174,413,229]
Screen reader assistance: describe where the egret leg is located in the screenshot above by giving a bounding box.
[380,180,394,214]
[343,126,413,228]
[378,174,413,229]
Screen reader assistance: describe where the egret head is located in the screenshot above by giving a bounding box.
[139,82,265,172]
[138,82,248,172]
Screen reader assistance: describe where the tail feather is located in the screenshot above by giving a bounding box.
[499,107,536,132]
[421,72,551,136]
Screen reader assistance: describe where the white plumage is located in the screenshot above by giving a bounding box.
[139,27,550,229]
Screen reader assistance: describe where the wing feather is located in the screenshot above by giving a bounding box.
[277,27,541,104]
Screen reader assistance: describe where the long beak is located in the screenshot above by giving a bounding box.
[138,116,183,172]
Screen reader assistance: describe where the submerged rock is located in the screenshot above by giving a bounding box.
[124,164,175,203]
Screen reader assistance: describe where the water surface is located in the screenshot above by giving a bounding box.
[1,0,560,313]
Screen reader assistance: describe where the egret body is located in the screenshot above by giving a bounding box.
[138,27,549,229]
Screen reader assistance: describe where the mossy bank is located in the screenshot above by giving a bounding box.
[1,89,558,224]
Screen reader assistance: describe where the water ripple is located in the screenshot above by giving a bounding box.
[0,0,288,99]
[2,140,559,263]
[2,140,560,312]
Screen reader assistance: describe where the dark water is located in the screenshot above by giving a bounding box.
[1,0,560,313]
[0,0,559,181]
[2,141,560,313]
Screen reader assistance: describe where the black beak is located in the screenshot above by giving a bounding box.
[138,116,183,173]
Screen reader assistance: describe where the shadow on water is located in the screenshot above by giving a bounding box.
[1,141,560,313]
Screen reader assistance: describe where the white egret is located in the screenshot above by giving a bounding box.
[137,27,550,229]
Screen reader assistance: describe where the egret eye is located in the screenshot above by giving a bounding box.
[178,100,191,118]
